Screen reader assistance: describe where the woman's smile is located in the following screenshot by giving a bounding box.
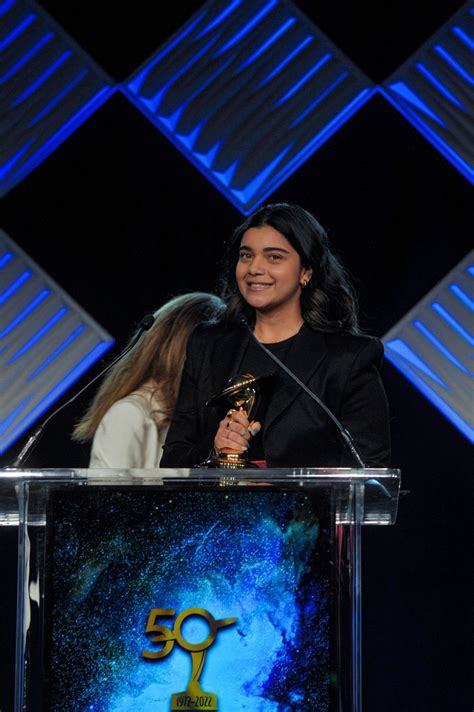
[236,224,312,317]
[246,280,274,290]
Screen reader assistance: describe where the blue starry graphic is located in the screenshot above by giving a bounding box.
[48,488,332,711]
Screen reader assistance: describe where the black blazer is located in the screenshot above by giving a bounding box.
[161,321,391,468]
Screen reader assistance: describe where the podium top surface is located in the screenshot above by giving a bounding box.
[0,467,401,526]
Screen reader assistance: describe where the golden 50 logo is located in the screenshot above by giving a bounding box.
[142,607,237,711]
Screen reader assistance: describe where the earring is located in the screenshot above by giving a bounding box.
[301,278,310,288]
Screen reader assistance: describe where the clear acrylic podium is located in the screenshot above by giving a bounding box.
[1,467,400,712]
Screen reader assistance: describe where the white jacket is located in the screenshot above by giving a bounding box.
[89,382,168,468]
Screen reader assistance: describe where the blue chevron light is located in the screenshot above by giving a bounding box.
[1,0,472,202]
[122,0,374,214]
[0,0,115,197]
[0,229,114,455]
[380,3,474,183]
[383,252,474,442]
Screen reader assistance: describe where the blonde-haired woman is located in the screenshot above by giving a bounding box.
[73,292,226,468]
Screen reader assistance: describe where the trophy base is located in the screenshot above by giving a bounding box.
[171,691,217,710]
[199,452,259,469]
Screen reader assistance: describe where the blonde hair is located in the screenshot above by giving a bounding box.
[72,292,225,442]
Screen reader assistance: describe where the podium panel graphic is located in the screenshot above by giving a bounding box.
[0,468,401,712]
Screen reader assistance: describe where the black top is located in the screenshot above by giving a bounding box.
[161,320,391,469]
[238,333,297,461]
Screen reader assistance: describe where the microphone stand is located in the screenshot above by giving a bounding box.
[242,319,366,468]
[10,314,155,468]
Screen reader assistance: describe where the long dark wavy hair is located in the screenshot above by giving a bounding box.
[218,202,360,333]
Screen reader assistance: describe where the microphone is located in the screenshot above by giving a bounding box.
[10,313,155,468]
[239,315,366,468]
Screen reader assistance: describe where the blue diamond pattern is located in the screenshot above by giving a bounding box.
[380,3,474,183]
[383,252,473,442]
[0,229,114,455]
[0,0,114,196]
[1,0,472,450]
[123,0,374,214]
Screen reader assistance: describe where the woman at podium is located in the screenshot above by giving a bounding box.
[161,203,391,469]
[73,292,225,468]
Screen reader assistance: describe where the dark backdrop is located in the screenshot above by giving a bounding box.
[1,2,472,710]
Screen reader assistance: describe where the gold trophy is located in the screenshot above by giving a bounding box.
[202,372,273,469]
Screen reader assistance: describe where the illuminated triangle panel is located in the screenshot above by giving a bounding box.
[383,252,474,442]
[380,4,474,183]
[0,0,114,197]
[0,230,114,455]
[123,0,374,214]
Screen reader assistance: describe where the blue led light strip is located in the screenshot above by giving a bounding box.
[7,85,112,186]
[0,397,33,438]
[0,252,13,268]
[3,341,111,452]
[238,17,296,70]
[28,69,89,127]
[434,44,474,85]
[385,349,473,442]
[0,32,54,85]
[0,270,31,304]
[413,320,470,375]
[196,0,240,38]
[127,12,206,94]
[6,307,68,363]
[13,50,72,106]
[0,13,36,51]
[431,302,474,346]
[231,145,291,203]
[272,88,373,185]
[27,324,85,380]
[0,0,16,17]
[386,81,445,125]
[291,71,348,127]
[449,284,474,310]
[0,139,36,182]
[275,53,332,106]
[451,26,474,50]
[218,0,278,54]
[259,36,313,87]
[415,62,464,108]
[141,38,216,114]
[385,338,447,387]
[0,289,50,339]
[378,87,473,182]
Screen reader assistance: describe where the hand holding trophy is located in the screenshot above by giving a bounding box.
[202,373,273,468]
